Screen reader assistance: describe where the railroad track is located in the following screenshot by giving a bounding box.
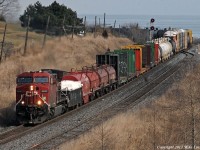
[29,53,193,149]
[0,51,193,149]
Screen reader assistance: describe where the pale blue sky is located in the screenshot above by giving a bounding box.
[19,0,199,16]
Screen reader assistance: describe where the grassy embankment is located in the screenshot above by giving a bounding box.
[0,22,133,109]
[59,54,200,149]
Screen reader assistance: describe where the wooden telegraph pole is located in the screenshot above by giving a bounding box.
[99,18,100,26]
[62,15,66,36]
[119,25,121,37]
[94,16,97,38]
[24,15,30,56]
[103,13,106,30]
[113,20,116,35]
[0,23,7,63]
[42,15,50,49]
[72,19,75,39]
[84,16,86,36]
[114,20,116,29]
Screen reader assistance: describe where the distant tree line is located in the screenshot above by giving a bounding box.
[19,1,83,35]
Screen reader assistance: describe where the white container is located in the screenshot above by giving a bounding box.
[61,80,82,91]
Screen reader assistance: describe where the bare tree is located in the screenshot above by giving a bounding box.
[0,0,19,21]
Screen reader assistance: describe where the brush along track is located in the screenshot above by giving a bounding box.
[29,53,193,149]
[0,51,193,150]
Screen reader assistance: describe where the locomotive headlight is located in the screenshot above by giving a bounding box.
[21,101,25,105]
[37,100,42,106]
[30,85,34,91]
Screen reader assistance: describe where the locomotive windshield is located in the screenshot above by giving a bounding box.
[17,77,49,83]
[17,77,33,83]
[34,77,49,83]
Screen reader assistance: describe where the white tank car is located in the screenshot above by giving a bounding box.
[158,38,173,61]
[164,30,178,53]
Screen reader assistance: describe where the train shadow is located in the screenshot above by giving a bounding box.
[0,102,18,127]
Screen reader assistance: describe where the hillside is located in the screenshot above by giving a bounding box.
[0,22,49,49]
[0,26,133,108]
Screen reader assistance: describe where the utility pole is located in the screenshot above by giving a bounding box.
[103,13,106,30]
[42,15,50,49]
[113,20,116,35]
[94,16,97,38]
[62,15,66,35]
[0,23,7,63]
[99,18,100,26]
[84,16,86,36]
[72,19,75,39]
[119,25,121,37]
[24,15,30,56]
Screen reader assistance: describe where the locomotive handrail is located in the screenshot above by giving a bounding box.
[59,90,70,103]
[15,95,24,107]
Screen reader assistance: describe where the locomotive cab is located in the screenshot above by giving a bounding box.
[16,71,57,124]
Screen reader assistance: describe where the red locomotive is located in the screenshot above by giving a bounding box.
[16,69,83,124]
[16,66,116,124]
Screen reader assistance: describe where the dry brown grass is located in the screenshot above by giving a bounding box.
[58,59,200,150]
[0,34,132,108]
[0,21,49,49]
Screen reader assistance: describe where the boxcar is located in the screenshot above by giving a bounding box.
[114,49,136,81]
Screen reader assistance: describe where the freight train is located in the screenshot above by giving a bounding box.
[15,28,193,124]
